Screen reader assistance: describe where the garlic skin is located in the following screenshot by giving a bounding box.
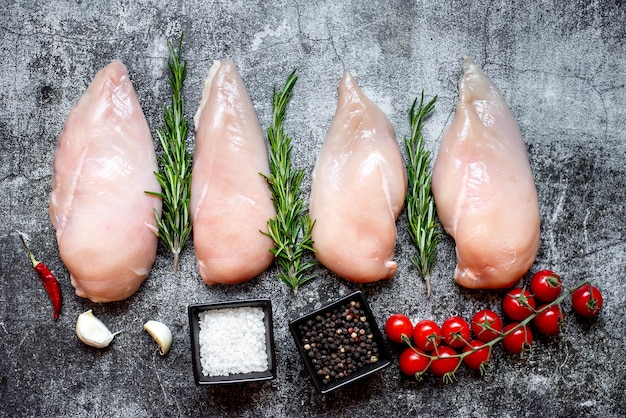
[76,309,121,348]
[143,320,172,356]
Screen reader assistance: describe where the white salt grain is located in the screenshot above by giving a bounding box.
[198,306,268,377]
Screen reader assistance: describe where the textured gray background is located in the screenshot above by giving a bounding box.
[1,1,625,417]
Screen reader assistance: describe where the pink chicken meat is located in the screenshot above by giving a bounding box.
[309,72,407,283]
[191,59,275,285]
[431,57,540,289]
[49,60,161,302]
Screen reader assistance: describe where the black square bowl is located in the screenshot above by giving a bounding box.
[188,299,276,385]
[289,291,391,394]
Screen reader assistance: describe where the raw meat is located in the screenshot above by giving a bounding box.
[191,59,275,285]
[49,60,161,302]
[309,71,407,283]
[431,57,540,289]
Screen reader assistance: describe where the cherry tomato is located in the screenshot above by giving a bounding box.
[533,304,565,335]
[413,319,442,352]
[502,288,536,321]
[398,347,430,378]
[462,339,491,373]
[441,316,471,348]
[571,284,603,317]
[471,309,504,342]
[430,345,460,382]
[502,323,533,355]
[530,270,562,302]
[385,314,413,343]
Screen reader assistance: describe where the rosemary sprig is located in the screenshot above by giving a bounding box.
[261,69,317,294]
[404,91,439,297]
[146,35,192,272]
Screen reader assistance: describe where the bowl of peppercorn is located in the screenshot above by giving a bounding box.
[289,291,391,394]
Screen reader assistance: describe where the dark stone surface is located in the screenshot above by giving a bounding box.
[1,1,625,417]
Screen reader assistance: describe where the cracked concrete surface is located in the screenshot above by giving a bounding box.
[1,0,625,417]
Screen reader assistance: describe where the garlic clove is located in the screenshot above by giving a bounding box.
[76,309,121,348]
[143,320,172,356]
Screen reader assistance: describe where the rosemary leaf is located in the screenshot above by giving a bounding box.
[404,91,439,297]
[261,69,317,294]
[146,34,192,272]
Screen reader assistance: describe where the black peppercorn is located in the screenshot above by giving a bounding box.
[298,299,382,387]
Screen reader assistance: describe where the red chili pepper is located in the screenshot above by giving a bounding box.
[19,234,62,320]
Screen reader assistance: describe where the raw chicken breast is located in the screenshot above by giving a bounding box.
[191,59,275,285]
[309,72,407,283]
[431,57,540,289]
[49,60,161,302]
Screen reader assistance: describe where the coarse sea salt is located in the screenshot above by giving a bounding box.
[198,306,268,377]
